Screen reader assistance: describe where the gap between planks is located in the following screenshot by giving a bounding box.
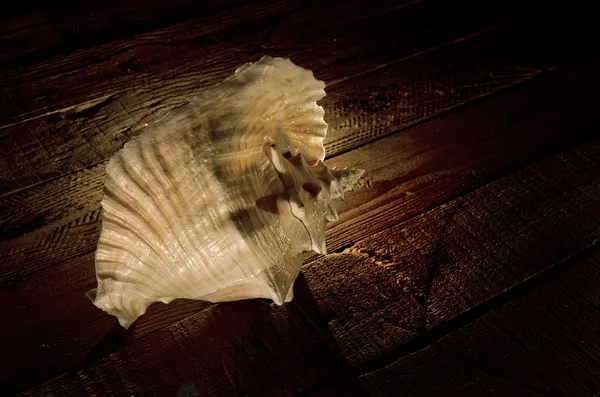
[0,0,413,122]
[301,242,600,396]
[2,56,600,394]
[0,7,592,200]
[19,125,600,397]
[325,245,600,396]
[0,0,577,196]
[2,54,599,283]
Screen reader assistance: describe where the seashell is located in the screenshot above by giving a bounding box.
[87,56,363,328]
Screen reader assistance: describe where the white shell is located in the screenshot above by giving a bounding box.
[88,56,363,328]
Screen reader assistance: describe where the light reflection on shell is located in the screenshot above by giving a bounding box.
[87,56,363,328]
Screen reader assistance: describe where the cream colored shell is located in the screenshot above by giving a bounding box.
[88,56,363,328]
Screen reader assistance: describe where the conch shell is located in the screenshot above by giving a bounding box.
[88,56,363,328]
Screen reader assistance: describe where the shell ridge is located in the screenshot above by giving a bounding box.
[89,56,364,327]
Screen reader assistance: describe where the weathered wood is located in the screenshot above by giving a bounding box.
[6,248,421,396]
[5,72,600,394]
[0,6,592,196]
[0,0,573,195]
[309,138,600,370]
[0,0,247,69]
[3,1,598,395]
[0,0,409,123]
[3,0,558,123]
[18,127,600,397]
[355,246,600,397]
[3,54,599,284]
[1,0,426,74]
[3,51,600,290]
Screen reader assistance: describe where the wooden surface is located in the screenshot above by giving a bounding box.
[1,0,599,396]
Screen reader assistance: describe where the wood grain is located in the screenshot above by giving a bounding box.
[309,138,600,371]
[5,251,421,396]
[3,57,600,394]
[2,54,599,283]
[0,6,592,196]
[3,55,599,284]
[0,0,247,69]
[3,1,599,395]
[4,13,577,241]
[0,0,409,123]
[18,125,600,397]
[0,0,577,197]
[357,246,600,397]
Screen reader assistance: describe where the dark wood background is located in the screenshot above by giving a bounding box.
[1,0,599,396]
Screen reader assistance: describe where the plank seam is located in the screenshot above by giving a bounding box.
[298,241,600,395]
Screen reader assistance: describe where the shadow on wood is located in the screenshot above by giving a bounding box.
[46,273,368,396]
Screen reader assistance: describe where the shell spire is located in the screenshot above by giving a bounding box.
[88,56,363,328]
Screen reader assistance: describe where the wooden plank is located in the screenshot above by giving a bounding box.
[3,57,600,394]
[309,138,600,369]
[4,248,421,396]
[4,12,573,242]
[0,0,298,123]
[0,0,414,123]
[3,0,558,124]
[0,0,422,73]
[356,246,600,397]
[0,6,592,196]
[2,53,599,284]
[18,125,600,397]
[0,0,567,195]
[3,52,599,283]
[0,0,247,69]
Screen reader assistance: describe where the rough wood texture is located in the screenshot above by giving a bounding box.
[0,0,406,122]
[3,1,600,395]
[3,55,598,284]
[0,0,582,196]
[4,61,600,394]
[357,246,600,397]
[0,0,247,68]
[19,126,600,397]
